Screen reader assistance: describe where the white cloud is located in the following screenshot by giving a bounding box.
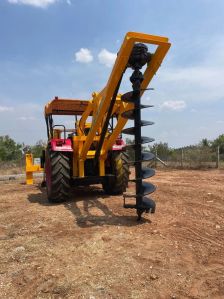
[160,100,186,111]
[75,48,93,64]
[7,0,58,7]
[158,66,224,104]
[18,116,36,121]
[157,37,224,104]
[0,106,14,112]
[98,49,116,67]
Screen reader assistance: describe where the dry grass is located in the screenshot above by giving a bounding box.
[0,162,25,175]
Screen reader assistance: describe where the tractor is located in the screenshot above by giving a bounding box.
[41,32,170,220]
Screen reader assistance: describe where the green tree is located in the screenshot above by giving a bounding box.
[199,138,211,147]
[212,134,224,154]
[31,140,46,158]
[150,142,171,160]
[0,135,23,161]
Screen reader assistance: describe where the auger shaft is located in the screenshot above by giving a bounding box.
[121,43,157,220]
[131,70,144,219]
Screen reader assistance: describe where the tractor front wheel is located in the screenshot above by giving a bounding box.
[45,149,71,203]
[103,151,129,195]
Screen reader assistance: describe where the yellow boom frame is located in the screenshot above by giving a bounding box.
[44,32,171,179]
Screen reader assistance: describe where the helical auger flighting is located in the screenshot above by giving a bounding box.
[121,43,156,221]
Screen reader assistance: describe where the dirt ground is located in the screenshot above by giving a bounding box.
[0,169,224,299]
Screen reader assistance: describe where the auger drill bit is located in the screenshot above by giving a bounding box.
[121,43,156,221]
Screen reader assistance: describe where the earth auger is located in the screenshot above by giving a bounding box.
[121,43,157,220]
[39,32,170,221]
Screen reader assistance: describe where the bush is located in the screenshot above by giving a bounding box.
[30,140,46,158]
[0,135,23,161]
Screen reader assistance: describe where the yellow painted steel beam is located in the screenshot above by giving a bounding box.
[102,102,133,158]
[72,136,101,142]
[78,101,93,134]
[80,32,170,161]
[102,34,171,156]
[99,159,105,176]
[25,154,43,185]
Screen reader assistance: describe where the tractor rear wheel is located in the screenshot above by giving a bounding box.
[45,149,71,203]
[103,151,129,195]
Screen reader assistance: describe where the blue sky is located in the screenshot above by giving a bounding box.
[0,0,224,147]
